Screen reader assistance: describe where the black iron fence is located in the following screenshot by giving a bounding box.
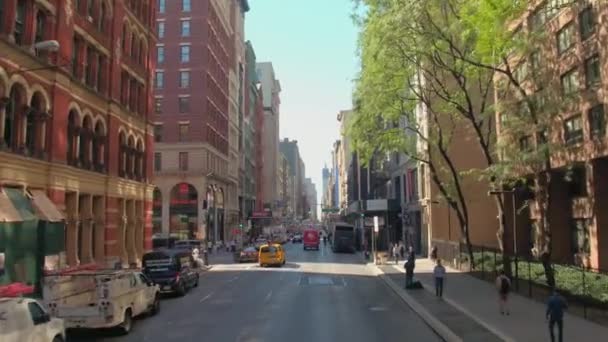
[434,242,608,326]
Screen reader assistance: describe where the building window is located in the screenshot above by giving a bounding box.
[568,165,587,198]
[154,152,161,171]
[157,46,165,64]
[588,104,605,139]
[14,0,26,45]
[85,46,95,87]
[564,115,583,146]
[579,6,595,41]
[178,123,189,141]
[180,45,190,63]
[572,218,590,255]
[34,10,47,44]
[179,71,190,88]
[530,50,541,74]
[178,97,190,113]
[96,55,105,92]
[157,21,165,38]
[179,152,189,171]
[154,124,163,142]
[99,1,107,32]
[155,98,162,114]
[519,136,532,152]
[158,0,165,14]
[557,21,575,55]
[561,68,579,95]
[155,71,164,89]
[584,55,601,88]
[181,20,190,37]
[182,0,191,12]
[514,63,528,84]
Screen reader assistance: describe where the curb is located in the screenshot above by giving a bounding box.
[386,265,516,342]
[372,265,462,342]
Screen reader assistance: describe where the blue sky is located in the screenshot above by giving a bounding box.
[246,0,359,208]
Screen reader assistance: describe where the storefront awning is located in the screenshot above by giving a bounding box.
[0,189,22,222]
[30,190,65,222]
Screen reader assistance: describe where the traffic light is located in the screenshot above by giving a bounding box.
[239,223,244,229]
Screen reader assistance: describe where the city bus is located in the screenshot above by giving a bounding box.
[331,222,355,253]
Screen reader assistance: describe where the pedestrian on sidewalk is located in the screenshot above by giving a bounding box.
[404,247,416,288]
[495,270,511,315]
[546,290,567,342]
[430,245,438,262]
[399,241,405,259]
[433,259,446,298]
[392,244,400,264]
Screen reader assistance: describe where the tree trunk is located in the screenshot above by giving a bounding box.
[536,167,555,288]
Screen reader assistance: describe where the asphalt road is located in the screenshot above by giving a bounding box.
[68,243,441,342]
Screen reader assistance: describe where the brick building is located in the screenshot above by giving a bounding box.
[152,0,245,243]
[496,0,608,269]
[0,0,156,272]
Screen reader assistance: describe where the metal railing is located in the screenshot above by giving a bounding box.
[435,242,608,326]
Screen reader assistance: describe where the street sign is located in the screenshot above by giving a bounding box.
[322,207,340,213]
[373,216,379,233]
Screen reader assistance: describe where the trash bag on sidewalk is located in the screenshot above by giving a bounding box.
[406,280,424,290]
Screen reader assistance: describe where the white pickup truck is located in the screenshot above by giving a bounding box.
[42,270,160,334]
[0,297,66,342]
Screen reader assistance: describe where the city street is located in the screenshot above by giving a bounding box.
[69,243,441,342]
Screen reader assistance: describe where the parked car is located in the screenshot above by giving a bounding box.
[0,297,66,342]
[292,234,303,243]
[259,244,286,267]
[42,270,159,335]
[142,249,199,296]
[235,247,259,263]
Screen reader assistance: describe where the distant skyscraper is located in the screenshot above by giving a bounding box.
[322,165,330,207]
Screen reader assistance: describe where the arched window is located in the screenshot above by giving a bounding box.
[130,32,137,59]
[119,131,127,177]
[81,115,93,168]
[136,139,144,179]
[138,39,145,66]
[127,135,135,178]
[93,120,106,172]
[5,85,27,150]
[98,1,107,32]
[67,110,79,165]
[121,23,128,53]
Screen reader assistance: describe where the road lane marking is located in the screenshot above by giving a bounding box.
[227,276,239,283]
[200,292,215,303]
[264,290,273,302]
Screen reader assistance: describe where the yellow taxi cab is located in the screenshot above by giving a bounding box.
[258,243,286,267]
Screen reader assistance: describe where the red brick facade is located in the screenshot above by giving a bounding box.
[0,0,156,267]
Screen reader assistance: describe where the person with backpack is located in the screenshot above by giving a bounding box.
[496,270,511,315]
[433,259,446,297]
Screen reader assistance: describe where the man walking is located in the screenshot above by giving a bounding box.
[433,259,446,297]
[392,244,400,264]
[404,247,415,288]
[546,290,567,342]
[495,270,511,315]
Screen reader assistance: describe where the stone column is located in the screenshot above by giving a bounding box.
[135,200,144,262]
[118,199,128,267]
[126,199,137,265]
[65,193,79,266]
[79,194,93,264]
[93,195,106,264]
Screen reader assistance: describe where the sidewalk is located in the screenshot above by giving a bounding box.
[379,258,608,341]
